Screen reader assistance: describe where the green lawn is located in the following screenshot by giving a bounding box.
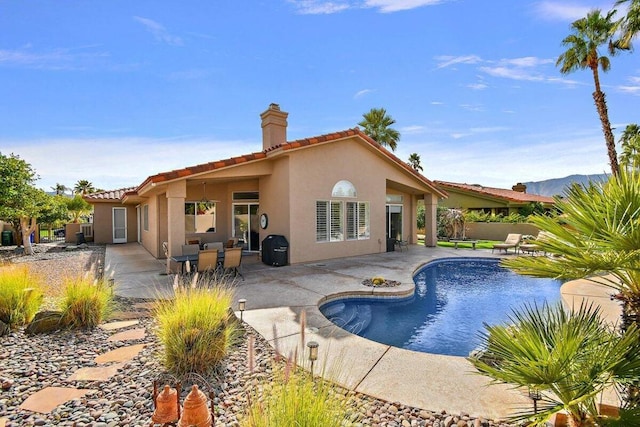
[417,238,500,250]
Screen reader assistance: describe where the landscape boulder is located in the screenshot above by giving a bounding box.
[25,311,66,335]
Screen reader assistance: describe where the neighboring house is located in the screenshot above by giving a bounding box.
[434,181,555,216]
[85,104,447,270]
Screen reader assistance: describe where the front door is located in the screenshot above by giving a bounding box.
[232,204,259,251]
[112,207,127,244]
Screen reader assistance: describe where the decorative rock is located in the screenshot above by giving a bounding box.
[24,311,65,335]
[0,320,9,337]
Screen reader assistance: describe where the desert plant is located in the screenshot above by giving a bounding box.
[0,264,43,327]
[241,363,353,427]
[59,276,113,328]
[154,275,239,375]
[469,302,640,426]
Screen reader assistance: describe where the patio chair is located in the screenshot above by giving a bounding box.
[491,233,522,254]
[197,249,220,275]
[226,237,239,248]
[222,247,244,280]
[395,237,409,252]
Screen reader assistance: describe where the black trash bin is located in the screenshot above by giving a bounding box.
[1,230,13,246]
[261,235,289,266]
[75,232,86,245]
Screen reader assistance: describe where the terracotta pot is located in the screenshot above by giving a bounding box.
[151,385,179,424]
[178,385,212,427]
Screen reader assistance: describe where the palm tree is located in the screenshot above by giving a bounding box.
[616,0,640,49]
[74,180,95,196]
[470,302,640,426]
[358,108,400,152]
[51,183,68,196]
[408,153,423,172]
[556,9,621,177]
[502,170,640,407]
[619,124,640,170]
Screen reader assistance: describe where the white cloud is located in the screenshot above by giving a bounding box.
[502,56,554,67]
[480,66,545,81]
[0,47,108,70]
[435,55,482,69]
[287,0,444,14]
[3,136,258,191]
[459,103,484,112]
[533,1,598,22]
[616,76,640,95]
[399,125,425,134]
[431,101,444,105]
[467,83,488,90]
[354,88,374,98]
[363,0,443,13]
[134,16,183,46]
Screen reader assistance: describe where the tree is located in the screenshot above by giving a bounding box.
[470,302,640,426]
[501,170,640,406]
[556,9,621,177]
[52,183,68,196]
[408,153,423,172]
[619,123,640,170]
[65,194,92,223]
[358,108,400,152]
[74,180,95,195]
[616,0,640,49]
[0,152,49,255]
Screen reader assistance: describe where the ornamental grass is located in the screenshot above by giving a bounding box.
[59,275,113,329]
[154,274,239,376]
[0,264,44,328]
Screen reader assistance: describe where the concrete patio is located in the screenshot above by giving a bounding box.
[105,242,623,420]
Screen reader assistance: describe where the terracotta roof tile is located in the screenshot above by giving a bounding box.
[434,181,555,204]
[83,187,137,201]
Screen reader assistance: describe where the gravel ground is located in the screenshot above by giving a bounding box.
[0,244,517,427]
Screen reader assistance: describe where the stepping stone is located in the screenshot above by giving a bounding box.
[133,302,155,311]
[99,320,139,331]
[66,363,125,382]
[108,311,148,320]
[19,386,94,413]
[107,328,146,342]
[0,417,6,427]
[95,344,146,364]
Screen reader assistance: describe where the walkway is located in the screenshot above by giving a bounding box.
[105,243,622,420]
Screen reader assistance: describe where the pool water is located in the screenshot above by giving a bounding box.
[320,258,562,357]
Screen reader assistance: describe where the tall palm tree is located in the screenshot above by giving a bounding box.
[616,0,640,49]
[51,183,68,196]
[358,108,400,152]
[408,153,423,172]
[470,302,640,426]
[73,180,95,196]
[556,9,621,177]
[619,123,640,169]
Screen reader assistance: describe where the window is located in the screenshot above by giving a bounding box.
[316,201,344,242]
[346,202,370,240]
[233,191,259,201]
[143,205,149,231]
[386,194,403,204]
[185,201,216,233]
[332,180,357,198]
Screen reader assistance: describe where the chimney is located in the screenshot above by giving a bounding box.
[260,103,288,150]
[512,183,527,193]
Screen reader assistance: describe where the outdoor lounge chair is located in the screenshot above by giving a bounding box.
[491,233,522,254]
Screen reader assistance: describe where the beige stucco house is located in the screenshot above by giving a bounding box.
[434,181,555,216]
[85,104,447,271]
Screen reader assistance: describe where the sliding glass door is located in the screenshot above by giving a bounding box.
[386,204,403,241]
[232,204,260,251]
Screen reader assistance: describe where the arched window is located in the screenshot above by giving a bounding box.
[332,180,357,198]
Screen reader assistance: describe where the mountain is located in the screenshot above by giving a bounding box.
[524,173,610,197]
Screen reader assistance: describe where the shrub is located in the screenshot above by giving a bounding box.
[0,264,44,328]
[154,276,238,375]
[241,363,353,427]
[59,276,113,329]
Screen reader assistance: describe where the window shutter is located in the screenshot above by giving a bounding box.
[346,202,356,240]
[359,202,370,239]
[316,201,328,242]
[330,201,343,241]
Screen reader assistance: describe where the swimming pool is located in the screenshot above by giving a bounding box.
[320,258,562,357]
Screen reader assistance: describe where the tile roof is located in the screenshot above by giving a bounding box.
[129,127,446,198]
[84,187,138,201]
[434,181,555,204]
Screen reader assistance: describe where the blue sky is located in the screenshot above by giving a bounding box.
[1,0,638,193]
